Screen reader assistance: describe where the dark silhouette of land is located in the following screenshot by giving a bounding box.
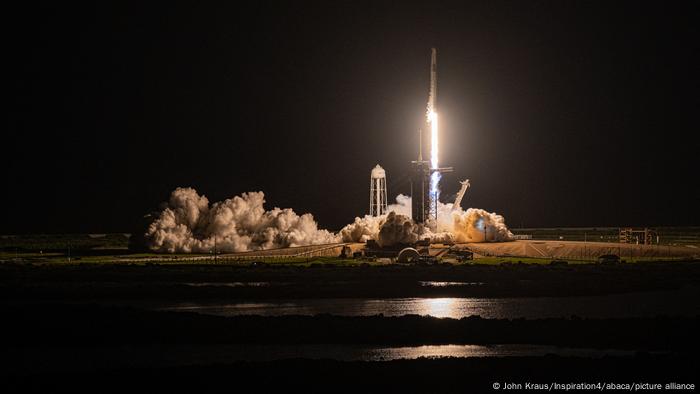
[3,260,699,390]
[3,260,699,302]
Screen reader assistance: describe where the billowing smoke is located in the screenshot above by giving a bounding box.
[340,194,513,246]
[145,188,512,253]
[377,212,424,247]
[145,188,339,253]
[447,206,514,243]
[338,215,384,244]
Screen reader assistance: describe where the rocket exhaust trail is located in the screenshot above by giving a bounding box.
[428,48,437,114]
[412,48,451,225]
[427,48,440,216]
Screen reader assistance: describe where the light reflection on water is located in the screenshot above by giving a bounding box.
[6,344,642,374]
[422,298,458,318]
[218,344,639,361]
[419,281,484,287]
[165,298,476,318]
[162,286,700,319]
[360,344,637,361]
[183,282,272,287]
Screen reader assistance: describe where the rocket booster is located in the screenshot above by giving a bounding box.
[430,48,437,108]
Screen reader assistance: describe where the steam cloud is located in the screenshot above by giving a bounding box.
[145,188,513,253]
[145,188,339,253]
[339,194,514,246]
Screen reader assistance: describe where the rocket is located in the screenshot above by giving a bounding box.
[412,47,452,225]
[428,47,437,112]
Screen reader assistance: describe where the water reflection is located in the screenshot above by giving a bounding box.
[161,286,700,319]
[183,282,272,287]
[419,281,484,287]
[364,344,637,361]
[7,344,642,374]
[420,298,459,318]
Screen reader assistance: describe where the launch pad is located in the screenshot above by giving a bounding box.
[170,240,698,264]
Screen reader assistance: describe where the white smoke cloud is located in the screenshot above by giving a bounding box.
[377,212,425,247]
[146,188,339,253]
[340,194,513,246]
[145,188,513,253]
[338,215,384,244]
[448,207,514,243]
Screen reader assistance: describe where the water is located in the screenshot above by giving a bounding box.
[160,286,700,319]
[419,281,484,287]
[7,344,642,374]
[183,282,273,287]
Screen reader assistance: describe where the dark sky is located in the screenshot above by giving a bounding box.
[5,1,699,233]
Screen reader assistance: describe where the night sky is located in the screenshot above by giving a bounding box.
[5,1,699,234]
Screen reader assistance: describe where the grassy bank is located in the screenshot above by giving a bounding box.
[2,260,699,300]
[4,303,699,351]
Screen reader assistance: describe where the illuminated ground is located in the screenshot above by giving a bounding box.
[2,240,698,265]
[459,240,699,261]
[211,240,699,263]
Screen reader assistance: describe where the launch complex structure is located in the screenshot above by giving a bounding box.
[370,48,469,227]
[411,48,453,225]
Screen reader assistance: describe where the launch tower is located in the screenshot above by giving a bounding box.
[411,129,431,224]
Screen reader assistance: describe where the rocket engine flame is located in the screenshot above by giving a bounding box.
[428,109,440,209]
[428,110,438,170]
[427,46,440,216]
